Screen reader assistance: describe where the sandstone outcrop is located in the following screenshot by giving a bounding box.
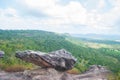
[16,49,77,71]
[0,65,110,80]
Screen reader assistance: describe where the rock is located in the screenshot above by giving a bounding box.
[73,65,110,80]
[0,68,73,80]
[25,68,63,80]
[16,49,77,71]
[60,73,74,80]
[0,71,24,80]
[0,65,111,80]
[0,51,4,58]
[84,65,109,73]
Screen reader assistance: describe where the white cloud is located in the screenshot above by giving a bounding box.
[0,0,120,34]
[24,0,88,25]
[98,0,105,9]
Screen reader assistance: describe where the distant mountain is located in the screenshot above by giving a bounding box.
[78,38,120,45]
[71,33,120,40]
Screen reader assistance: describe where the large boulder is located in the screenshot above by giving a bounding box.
[16,49,77,71]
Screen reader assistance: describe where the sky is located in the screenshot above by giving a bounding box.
[0,0,120,35]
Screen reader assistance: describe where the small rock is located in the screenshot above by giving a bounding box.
[60,73,73,80]
[0,51,4,58]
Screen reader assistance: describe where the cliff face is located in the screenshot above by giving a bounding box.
[0,65,110,80]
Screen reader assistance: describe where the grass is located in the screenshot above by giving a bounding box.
[4,65,26,72]
[0,63,33,72]
[67,68,80,74]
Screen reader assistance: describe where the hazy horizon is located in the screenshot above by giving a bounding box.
[0,0,120,35]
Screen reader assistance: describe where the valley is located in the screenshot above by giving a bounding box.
[0,30,120,79]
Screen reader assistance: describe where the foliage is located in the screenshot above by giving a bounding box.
[0,30,120,74]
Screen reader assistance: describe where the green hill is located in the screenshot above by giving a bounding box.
[0,30,120,74]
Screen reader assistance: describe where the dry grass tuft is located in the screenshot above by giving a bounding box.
[67,68,80,74]
[4,65,26,72]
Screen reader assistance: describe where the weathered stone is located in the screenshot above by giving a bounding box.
[16,49,77,71]
[0,65,110,80]
[0,51,4,58]
[73,65,110,80]
[84,65,109,73]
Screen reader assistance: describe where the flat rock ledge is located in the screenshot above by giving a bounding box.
[0,65,110,80]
